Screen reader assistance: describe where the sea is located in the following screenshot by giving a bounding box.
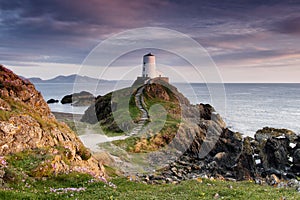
[34,82,300,138]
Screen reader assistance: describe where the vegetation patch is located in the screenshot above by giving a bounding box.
[77,145,92,161]
[6,148,52,177]
[0,110,10,121]
[0,177,298,199]
[130,84,182,152]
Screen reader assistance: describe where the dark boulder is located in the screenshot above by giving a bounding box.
[61,94,72,104]
[208,129,243,167]
[61,91,95,106]
[234,137,256,180]
[255,127,296,142]
[262,137,290,171]
[198,103,215,120]
[81,93,112,124]
[254,127,299,177]
[292,149,300,175]
[47,98,59,104]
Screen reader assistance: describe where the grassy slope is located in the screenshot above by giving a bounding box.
[0,177,298,200]
[112,84,181,152]
[98,88,141,137]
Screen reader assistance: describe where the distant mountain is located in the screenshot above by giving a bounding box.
[28,74,112,84]
[28,77,43,83]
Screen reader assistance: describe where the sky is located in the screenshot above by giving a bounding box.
[0,0,300,82]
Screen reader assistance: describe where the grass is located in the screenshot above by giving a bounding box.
[6,149,51,176]
[112,137,139,152]
[0,110,10,121]
[1,145,299,200]
[3,145,90,180]
[0,177,298,200]
[106,84,183,152]
[88,87,141,137]
[123,85,182,152]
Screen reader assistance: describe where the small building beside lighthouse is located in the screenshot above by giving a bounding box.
[132,53,169,86]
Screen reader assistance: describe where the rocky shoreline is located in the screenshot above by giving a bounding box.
[137,127,300,192]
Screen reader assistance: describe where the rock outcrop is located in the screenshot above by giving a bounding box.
[0,65,105,182]
[141,126,299,186]
[47,98,59,104]
[81,81,191,152]
[61,91,95,106]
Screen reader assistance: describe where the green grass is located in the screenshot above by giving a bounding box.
[91,87,141,137]
[85,87,143,138]
[3,146,88,180]
[0,110,10,121]
[129,91,141,122]
[110,136,139,152]
[106,85,183,152]
[100,124,125,137]
[0,177,298,200]
[6,149,51,176]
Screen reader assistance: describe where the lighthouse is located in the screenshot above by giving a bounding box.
[142,53,156,78]
[132,53,169,86]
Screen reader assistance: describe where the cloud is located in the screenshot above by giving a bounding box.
[216,49,298,60]
[0,0,176,64]
[270,16,300,35]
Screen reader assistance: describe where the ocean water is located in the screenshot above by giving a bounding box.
[34,82,300,137]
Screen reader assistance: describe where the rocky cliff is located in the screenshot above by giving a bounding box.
[0,65,105,183]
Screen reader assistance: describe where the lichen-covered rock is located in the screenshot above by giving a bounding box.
[255,127,296,142]
[253,127,299,178]
[0,66,52,118]
[0,65,105,180]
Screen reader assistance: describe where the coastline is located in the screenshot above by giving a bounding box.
[52,111,83,122]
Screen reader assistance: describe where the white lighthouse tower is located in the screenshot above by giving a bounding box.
[132,53,169,86]
[142,53,156,78]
